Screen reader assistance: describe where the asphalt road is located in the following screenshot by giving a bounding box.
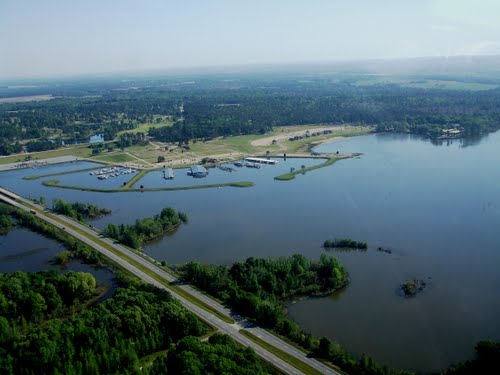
[0,186,340,375]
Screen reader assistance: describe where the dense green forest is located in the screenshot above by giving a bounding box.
[52,198,111,222]
[0,271,273,375]
[0,90,180,154]
[179,254,417,375]
[150,86,500,142]
[0,203,275,374]
[149,334,274,375]
[180,254,348,330]
[104,207,188,249]
[2,74,500,155]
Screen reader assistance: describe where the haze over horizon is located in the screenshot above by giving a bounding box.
[2,0,500,79]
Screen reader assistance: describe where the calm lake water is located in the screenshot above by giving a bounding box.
[1,132,499,372]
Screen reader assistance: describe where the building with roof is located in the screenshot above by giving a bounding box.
[188,165,208,177]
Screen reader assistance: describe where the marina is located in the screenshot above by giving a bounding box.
[90,167,137,180]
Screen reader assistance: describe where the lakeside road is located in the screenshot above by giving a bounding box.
[0,186,340,375]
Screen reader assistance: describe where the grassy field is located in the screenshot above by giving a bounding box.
[0,145,93,165]
[117,117,174,136]
[93,153,138,163]
[185,125,370,160]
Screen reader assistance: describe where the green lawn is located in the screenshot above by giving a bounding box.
[117,118,174,136]
[0,146,93,165]
[92,153,138,163]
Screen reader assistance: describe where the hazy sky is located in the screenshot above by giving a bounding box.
[1,0,500,78]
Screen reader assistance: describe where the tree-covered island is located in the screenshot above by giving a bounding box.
[104,207,187,249]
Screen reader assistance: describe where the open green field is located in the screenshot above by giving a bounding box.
[0,146,93,165]
[354,77,498,91]
[92,153,138,163]
[189,133,280,156]
[117,117,174,136]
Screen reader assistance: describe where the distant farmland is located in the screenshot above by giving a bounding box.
[0,94,56,104]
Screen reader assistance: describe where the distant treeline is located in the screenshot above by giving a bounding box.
[149,84,500,143]
[2,78,500,155]
[52,198,111,222]
[324,238,368,250]
[104,207,187,249]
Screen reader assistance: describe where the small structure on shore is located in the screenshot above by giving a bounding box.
[163,168,175,179]
[188,165,208,178]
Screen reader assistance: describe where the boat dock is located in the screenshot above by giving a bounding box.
[244,157,278,165]
[163,167,175,179]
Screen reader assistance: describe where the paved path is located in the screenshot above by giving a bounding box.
[0,186,340,375]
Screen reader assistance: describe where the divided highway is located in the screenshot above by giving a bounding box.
[0,186,340,375]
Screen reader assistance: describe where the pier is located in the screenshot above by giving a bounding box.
[244,157,278,165]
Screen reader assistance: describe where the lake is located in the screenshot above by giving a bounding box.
[1,132,499,372]
[0,227,117,301]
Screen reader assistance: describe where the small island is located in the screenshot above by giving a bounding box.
[52,198,111,222]
[104,207,187,249]
[324,238,368,250]
[401,279,427,297]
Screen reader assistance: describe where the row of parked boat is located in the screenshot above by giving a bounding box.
[90,167,137,180]
[233,161,261,169]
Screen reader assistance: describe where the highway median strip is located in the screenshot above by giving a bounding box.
[240,330,323,375]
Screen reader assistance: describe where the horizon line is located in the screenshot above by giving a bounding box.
[1,53,500,83]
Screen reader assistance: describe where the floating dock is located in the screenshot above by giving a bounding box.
[188,165,208,178]
[163,167,175,179]
[244,157,277,165]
